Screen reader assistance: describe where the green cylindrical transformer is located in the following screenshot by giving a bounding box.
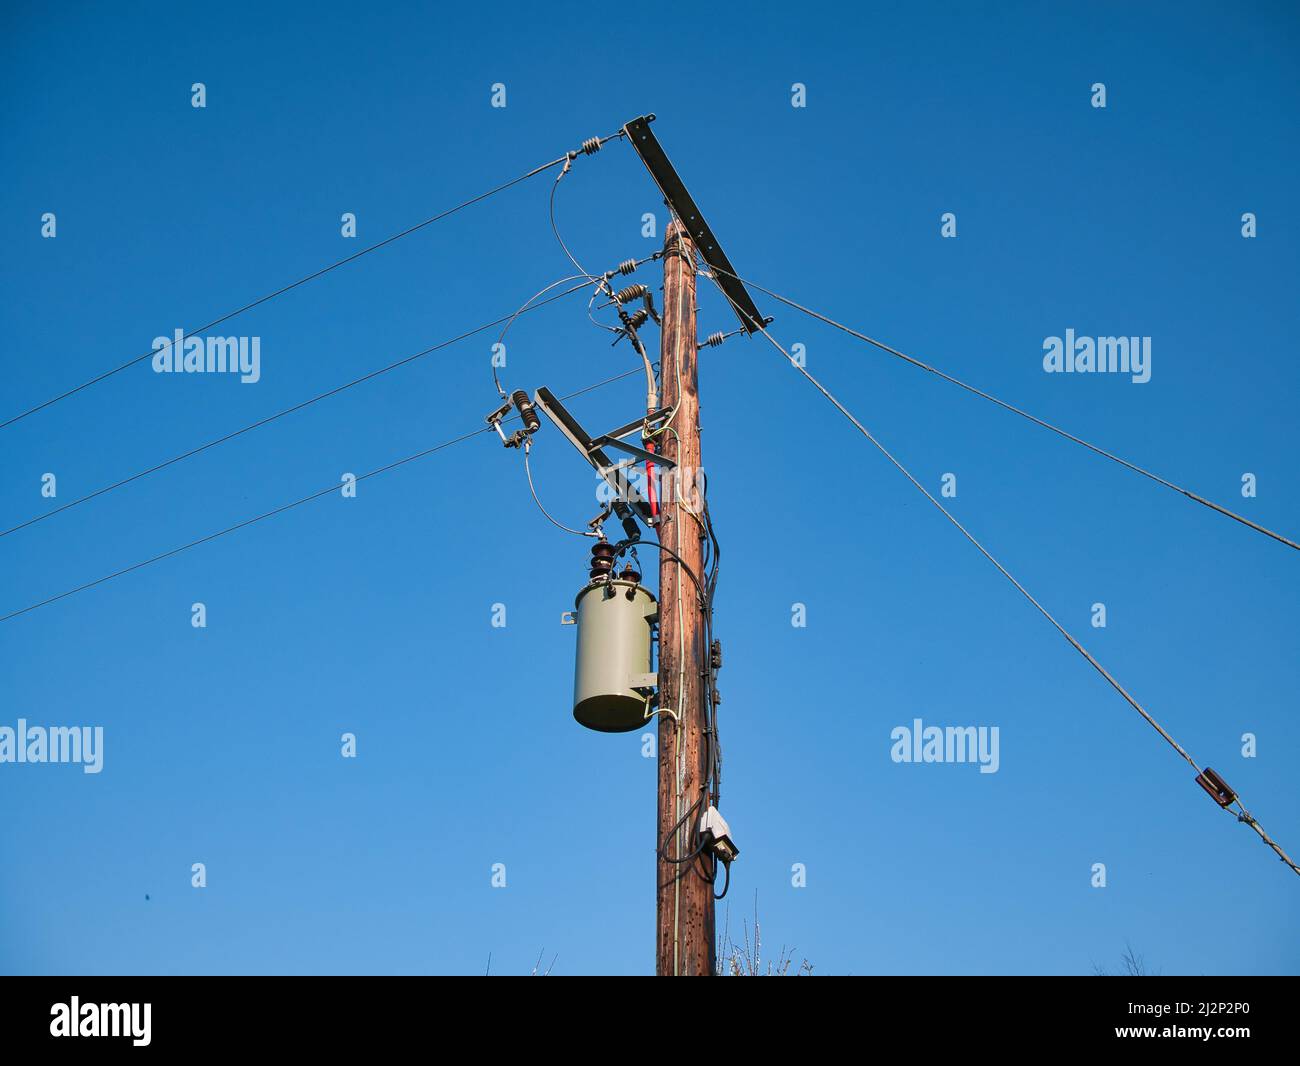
[572,578,657,732]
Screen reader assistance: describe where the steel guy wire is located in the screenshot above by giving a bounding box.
[707,263,1300,553]
[744,313,1300,879]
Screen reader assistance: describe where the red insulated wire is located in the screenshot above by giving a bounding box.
[645,439,659,518]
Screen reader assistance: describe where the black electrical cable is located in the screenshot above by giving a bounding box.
[701,494,723,807]
[617,257,729,889]
[491,274,603,399]
[634,430,725,811]
[618,529,724,872]
[522,440,599,539]
[616,530,717,785]
[0,367,644,624]
[1,131,622,433]
[657,793,709,866]
[1,280,595,539]
[490,256,658,400]
[612,536,707,609]
[693,834,731,902]
[549,157,597,284]
[712,856,732,901]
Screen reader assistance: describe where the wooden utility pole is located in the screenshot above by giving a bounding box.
[656,218,714,976]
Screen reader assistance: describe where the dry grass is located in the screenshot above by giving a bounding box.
[716,898,813,976]
[1092,942,1156,976]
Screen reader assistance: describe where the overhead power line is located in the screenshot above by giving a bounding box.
[0,277,597,539]
[0,129,622,432]
[0,367,642,625]
[708,265,1300,553]
[746,315,1299,878]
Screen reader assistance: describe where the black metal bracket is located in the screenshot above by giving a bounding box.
[589,406,676,467]
[622,114,768,335]
[532,386,655,538]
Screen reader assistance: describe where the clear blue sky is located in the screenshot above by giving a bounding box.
[2,1,1297,975]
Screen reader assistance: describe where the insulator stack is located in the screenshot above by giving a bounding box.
[588,540,618,581]
[511,389,540,434]
[580,136,602,155]
[701,331,726,349]
[625,308,649,331]
[613,283,648,305]
[617,258,638,276]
